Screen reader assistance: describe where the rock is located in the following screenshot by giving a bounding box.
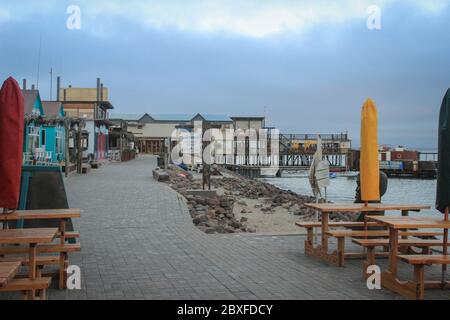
[206,210,216,219]
[204,228,216,234]
[153,169,170,182]
[215,207,226,215]
[241,209,247,214]
[240,217,248,223]
[237,200,248,206]
[192,214,207,225]
[230,220,241,229]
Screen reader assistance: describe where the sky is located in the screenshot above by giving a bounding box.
[0,0,449,148]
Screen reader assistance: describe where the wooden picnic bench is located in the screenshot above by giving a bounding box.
[299,203,430,266]
[0,209,81,289]
[353,238,445,279]
[0,228,57,300]
[328,230,442,267]
[366,216,450,300]
[0,261,21,288]
[0,262,50,300]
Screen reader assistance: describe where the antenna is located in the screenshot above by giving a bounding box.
[49,68,53,100]
[264,106,268,126]
[36,35,42,89]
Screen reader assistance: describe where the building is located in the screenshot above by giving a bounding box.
[22,90,66,165]
[41,101,66,163]
[23,90,44,162]
[108,117,136,161]
[111,113,233,155]
[59,81,113,161]
[231,116,266,131]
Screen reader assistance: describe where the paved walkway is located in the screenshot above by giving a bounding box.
[2,156,449,300]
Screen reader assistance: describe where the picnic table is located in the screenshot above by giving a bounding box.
[0,228,57,299]
[302,203,430,266]
[0,209,81,289]
[366,215,450,299]
[0,261,21,288]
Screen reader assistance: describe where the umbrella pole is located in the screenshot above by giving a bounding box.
[2,208,7,230]
[442,207,449,289]
[314,193,319,244]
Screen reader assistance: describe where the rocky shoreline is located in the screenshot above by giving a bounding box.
[156,165,356,234]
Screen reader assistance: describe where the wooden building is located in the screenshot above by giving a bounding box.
[110,113,233,155]
[59,81,114,162]
[22,90,66,165]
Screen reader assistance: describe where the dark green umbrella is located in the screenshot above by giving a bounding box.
[436,88,450,287]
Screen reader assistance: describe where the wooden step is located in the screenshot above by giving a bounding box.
[327,230,442,238]
[0,255,60,266]
[0,277,51,292]
[296,221,381,228]
[353,239,444,247]
[0,243,81,255]
[398,254,450,265]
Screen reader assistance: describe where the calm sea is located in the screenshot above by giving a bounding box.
[261,172,440,217]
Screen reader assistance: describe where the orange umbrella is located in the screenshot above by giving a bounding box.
[360,98,380,204]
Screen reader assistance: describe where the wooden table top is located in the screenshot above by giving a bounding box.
[304,203,430,213]
[0,261,21,288]
[0,228,58,244]
[367,216,450,229]
[0,209,81,221]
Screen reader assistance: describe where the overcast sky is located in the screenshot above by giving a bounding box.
[0,0,449,148]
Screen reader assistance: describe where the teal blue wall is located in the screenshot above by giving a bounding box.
[42,125,65,162]
[23,93,66,163]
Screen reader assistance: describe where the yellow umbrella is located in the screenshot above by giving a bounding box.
[360,98,380,203]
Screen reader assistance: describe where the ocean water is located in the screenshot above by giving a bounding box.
[261,171,441,217]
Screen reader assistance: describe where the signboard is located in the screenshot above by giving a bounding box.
[380,161,403,170]
[315,160,330,189]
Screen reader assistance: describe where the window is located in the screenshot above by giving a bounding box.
[56,128,64,155]
[27,126,40,153]
[41,129,46,146]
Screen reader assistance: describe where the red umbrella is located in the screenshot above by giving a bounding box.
[0,77,24,212]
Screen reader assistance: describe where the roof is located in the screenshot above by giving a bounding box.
[109,113,144,121]
[42,101,63,117]
[108,112,232,123]
[21,90,40,115]
[199,114,232,122]
[151,114,194,121]
[230,116,266,120]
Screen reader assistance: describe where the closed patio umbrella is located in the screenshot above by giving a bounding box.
[0,77,24,214]
[309,135,323,198]
[436,88,450,286]
[360,98,380,204]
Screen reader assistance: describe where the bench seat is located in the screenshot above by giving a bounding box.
[398,254,450,265]
[0,277,51,300]
[394,255,450,300]
[327,230,442,238]
[296,221,380,228]
[0,255,60,267]
[353,239,444,247]
[0,243,81,255]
